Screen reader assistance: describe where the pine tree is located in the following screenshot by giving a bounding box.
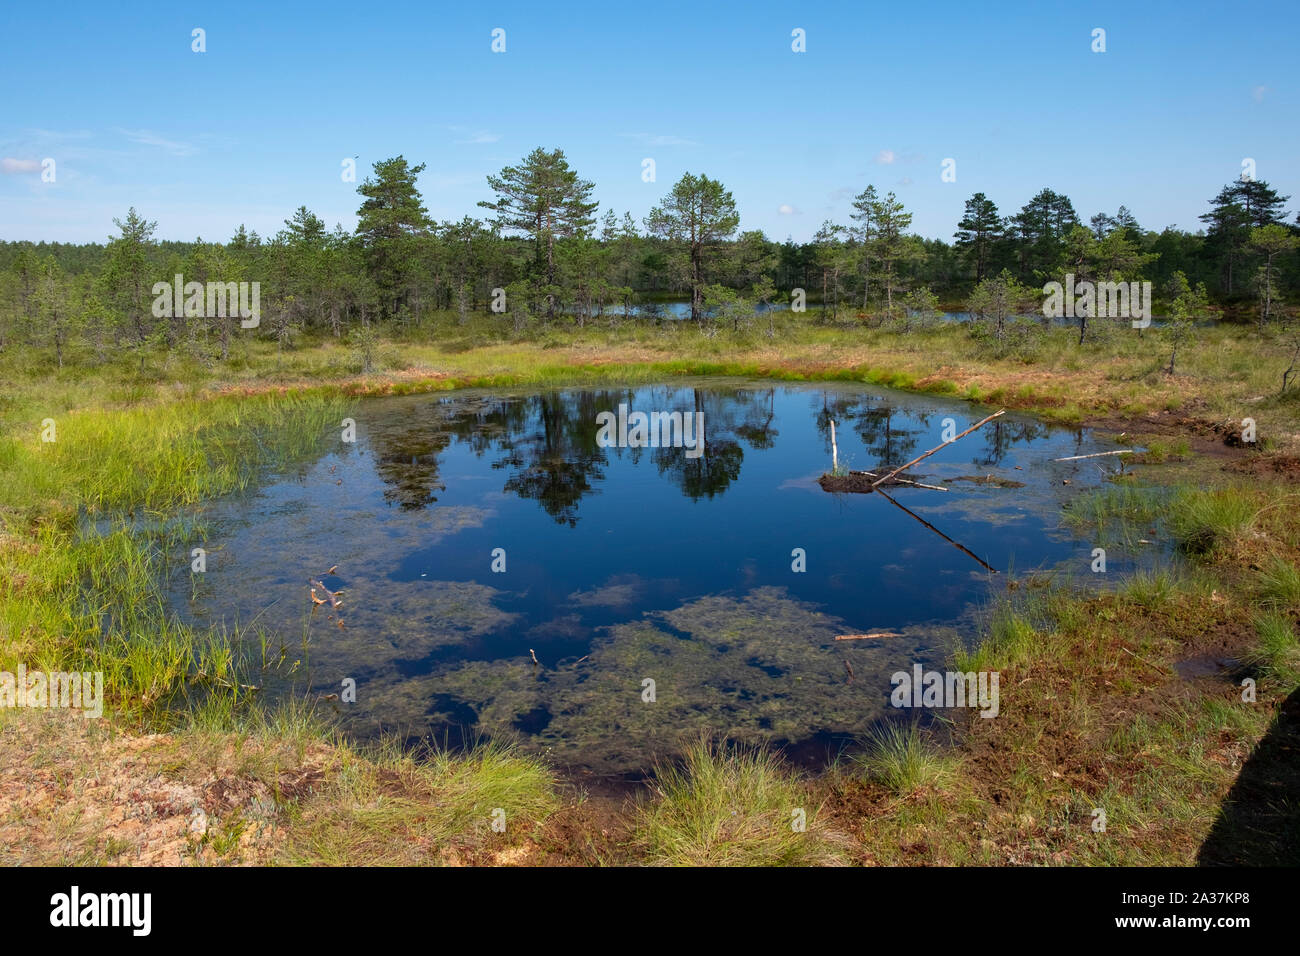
[1011,187,1079,281]
[479,147,597,320]
[1200,178,1291,295]
[355,156,432,317]
[954,192,1002,282]
[99,207,158,369]
[645,173,740,322]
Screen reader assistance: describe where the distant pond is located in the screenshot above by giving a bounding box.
[576,301,1177,328]
[168,381,1133,776]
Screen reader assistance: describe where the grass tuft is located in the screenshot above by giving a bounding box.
[1169,488,1258,555]
[853,722,957,795]
[1249,611,1300,686]
[632,737,846,866]
[281,738,560,865]
[1255,555,1300,609]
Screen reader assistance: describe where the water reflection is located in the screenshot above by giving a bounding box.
[170,381,1132,773]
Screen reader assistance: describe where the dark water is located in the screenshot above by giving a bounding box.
[572,300,780,320]
[169,381,1128,774]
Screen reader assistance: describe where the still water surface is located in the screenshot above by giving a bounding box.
[169,381,1127,774]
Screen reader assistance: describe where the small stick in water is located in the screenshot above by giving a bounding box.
[846,471,948,491]
[529,648,540,666]
[1052,450,1134,462]
[843,659,855,680]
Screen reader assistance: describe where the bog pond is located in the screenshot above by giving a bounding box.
[167,381,1138,776]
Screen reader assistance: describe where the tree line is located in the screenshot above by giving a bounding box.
[1,146,1297,368]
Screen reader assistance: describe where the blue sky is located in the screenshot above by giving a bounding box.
[1,0,1296,244]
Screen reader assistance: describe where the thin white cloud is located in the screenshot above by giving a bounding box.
[115,128,198,157]
[778,203,799,215]
[1,158,41,174]
[875,149,896,165]
[1252,85,1269,103]
[23,128,92,141]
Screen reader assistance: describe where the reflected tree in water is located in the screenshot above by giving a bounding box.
[368,386,797,520]
[496,391,612,527]
[735,387,779,450]
[368,416,455,510]
[811,391,926,470]
[972,417,1049,467]
[653,388,746,499]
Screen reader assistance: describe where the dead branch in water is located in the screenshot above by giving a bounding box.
[1052,450,1134,461]
[871,409,1006,488]
[309,579,343,609]
[835,631,904,641]
[819,471,947,493]
[876,488,998,573]
[849,471,949,491]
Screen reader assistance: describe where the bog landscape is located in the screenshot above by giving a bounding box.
[1,3,1298,869]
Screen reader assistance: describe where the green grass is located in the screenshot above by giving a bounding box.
[1168,487,1260,555]
[1255,554,1300,608]
[1062,483,1168,551]
[0,390,352,727]
[631,738,846,866]
[954,601,1041,672]
[280,738,560,865]
[853,722,958,795]
[1121,568,1180,608]
[1249,611,1300,685]
[1139,437,1191,463]
[3,390,350,518]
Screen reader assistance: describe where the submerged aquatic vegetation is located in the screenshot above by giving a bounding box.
[1062,483,1168,551]
[412,588,940,774]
